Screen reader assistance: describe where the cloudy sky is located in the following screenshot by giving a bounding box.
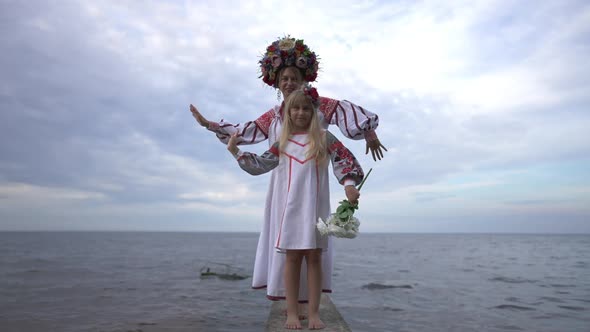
[1,0,589,233]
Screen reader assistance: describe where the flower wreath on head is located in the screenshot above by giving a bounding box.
[259,35,320,87]
[302,85,320,109]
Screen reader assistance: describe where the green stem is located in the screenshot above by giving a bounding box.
[356,168,372,191]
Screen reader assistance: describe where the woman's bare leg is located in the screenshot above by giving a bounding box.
[284,250,304,329]
[306,249,325,330]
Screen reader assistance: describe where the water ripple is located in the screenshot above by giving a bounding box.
[361,282,414,290]
[492,304,536,311]
[489,276,537,284]
[557,305,586,311]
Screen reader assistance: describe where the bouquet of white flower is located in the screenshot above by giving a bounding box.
[317,168,372,238]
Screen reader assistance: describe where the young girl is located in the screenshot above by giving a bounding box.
[227,86,364,330]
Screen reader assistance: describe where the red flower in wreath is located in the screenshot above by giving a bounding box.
[303,86,320,107]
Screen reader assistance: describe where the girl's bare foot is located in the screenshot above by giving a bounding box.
[283,303,307,320]
[284,315,302,330]
[282,309,307,320]
[308,314,325,330]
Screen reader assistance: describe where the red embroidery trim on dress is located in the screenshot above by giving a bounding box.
[319,97,339,122]
[275,158,293,248]
[287,138,309,147]
[269,145,280,156]
[255,110,275,136]
[283,153,314,165]
[328,140,345,153]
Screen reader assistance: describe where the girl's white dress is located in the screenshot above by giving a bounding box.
[235,131,364,300]
[207,97,377,301]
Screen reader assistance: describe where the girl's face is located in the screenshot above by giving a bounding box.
[289,101,314,132]
[279,67,303,99]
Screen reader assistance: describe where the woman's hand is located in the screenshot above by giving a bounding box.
[365,138,388,161]
[345,185,360,205]
[189,104,210,128]
[227,132,239,156]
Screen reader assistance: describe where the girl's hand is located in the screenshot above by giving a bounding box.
[189,104,210,128]
[227,132,239,156]
[345,185,360,205]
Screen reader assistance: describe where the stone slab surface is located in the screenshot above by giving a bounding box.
[265,294,352,331]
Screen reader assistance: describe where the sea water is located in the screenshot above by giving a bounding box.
[0,232,588,331]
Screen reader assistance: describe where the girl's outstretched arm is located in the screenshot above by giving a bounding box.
[227,132,240,156]
[228,132,279,176]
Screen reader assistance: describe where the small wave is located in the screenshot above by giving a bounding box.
[361,282,414,290]
[384,307,404,312]
[5,269,44,277]
[541,283,577,288]
[489,276,537,284]
[538,296,564,303]
[505,297,542,306]
[494,324,524,331]
[25,269,42,273]
[533,313,570,320]
[551,284,576,288]
[557,305,586,311]
[573,261,587,268]
[573,298,590,304]
[493,304,536,311]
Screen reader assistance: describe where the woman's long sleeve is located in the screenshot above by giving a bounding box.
[207,109,277,145]
[326,131,364,185]
[319,97,380,142]
[235,143,280,175]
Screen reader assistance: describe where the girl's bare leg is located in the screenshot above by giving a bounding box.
[284,250,303,330]
[283,304,307,320]
[306,249,325,330]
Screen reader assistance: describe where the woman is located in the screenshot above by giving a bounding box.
[189,36,386,305]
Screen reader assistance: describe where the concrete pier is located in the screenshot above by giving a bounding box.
[265,294,352,331]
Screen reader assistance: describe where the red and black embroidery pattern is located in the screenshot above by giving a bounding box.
[255,109,276,136]
[327,132,364,183]
[319,97,339,123]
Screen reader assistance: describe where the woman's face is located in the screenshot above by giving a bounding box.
[278,67,302,99]
[289,101,314,132]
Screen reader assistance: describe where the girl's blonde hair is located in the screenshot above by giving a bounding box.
[279,89,327,164]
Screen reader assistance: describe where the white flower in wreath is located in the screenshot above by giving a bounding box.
[271,55,282,68]
[278,38,296,51]
[296,56,308,69]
